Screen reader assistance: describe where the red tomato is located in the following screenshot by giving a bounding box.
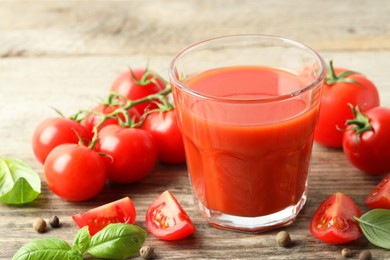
[146,190,195,240]
[110,68,166,115]
[366,174,390,209]
[343,106,390,174]
[310,192,362,244]
[72,197,136,236]
[97,125,157,183]
[44,144,106,201]
[32,117,91,164]
[82,103,140,135]
[142,109,186,164]
[314,62,379,148]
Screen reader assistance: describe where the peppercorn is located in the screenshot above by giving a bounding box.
[341,248,352,258]
[49,216,60,228]
[140,245,155,259]
[359,250,372,260]
[33,217,47,233]
[275,230,291,248]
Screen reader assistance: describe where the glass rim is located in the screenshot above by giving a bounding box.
[168,34,326,103]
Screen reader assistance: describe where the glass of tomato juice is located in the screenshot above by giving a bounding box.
[169,34,325,232]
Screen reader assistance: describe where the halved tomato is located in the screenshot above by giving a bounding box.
[366,174,390,209]
[72,197,136,236]
[310,192,362,244]
[146,191,195,240]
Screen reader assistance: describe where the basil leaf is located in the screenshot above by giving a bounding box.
[12,238,82,260]
[73,226,91,253]
[355,209,390,249]
[87,223,147,260]
[0,157,41,205]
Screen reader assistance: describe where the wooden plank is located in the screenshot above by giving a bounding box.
[0,0,389,58]
[0,52,389,259]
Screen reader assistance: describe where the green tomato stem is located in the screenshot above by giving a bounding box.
[88,84,172,149]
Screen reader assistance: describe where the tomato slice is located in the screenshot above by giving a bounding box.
[310,192,362,244]
[146,191,195,240]
[366,174,390,209]
[72,197,136,236]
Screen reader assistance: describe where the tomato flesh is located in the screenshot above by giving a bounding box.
[146,190,195,240]
[72,197,136,236]
[366,174,390,209]
[310,192,362,244]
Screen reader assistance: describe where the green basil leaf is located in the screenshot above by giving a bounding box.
[355,209,390,249]
[72,226,91,253]
[87,223,147,260]
[0,157,41,205]
[12,238,82,260]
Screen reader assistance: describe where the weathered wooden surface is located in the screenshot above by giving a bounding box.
[1,1,390,259]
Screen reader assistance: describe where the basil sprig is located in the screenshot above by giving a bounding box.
[12,223,147,260]
[0,157,41,205]
[354,209,390,249]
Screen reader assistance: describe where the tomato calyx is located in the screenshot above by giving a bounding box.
[345,105,372,142]
[130,67,168,88]
[325,60,361,85]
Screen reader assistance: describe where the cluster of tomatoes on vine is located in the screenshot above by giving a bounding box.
[32,68,186,202]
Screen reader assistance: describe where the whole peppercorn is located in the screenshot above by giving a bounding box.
[341,248,352,258]
[33,217,47,233]
[140,245,155,259]
[49,216,60,228]
[359,250,372,260]
[276,230,291,248]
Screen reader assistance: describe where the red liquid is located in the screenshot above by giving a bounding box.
[176,66,320,217]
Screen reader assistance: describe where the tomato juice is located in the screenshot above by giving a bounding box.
[174,66,321,218]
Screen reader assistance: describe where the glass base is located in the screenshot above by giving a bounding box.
[194,191,307,233]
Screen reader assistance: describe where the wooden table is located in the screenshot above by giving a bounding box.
[1,1,389,259]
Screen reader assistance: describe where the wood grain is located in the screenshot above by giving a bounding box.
[0,1,390,259]
[0,0,389,58]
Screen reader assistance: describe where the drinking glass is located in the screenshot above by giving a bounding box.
[169,34,325,232]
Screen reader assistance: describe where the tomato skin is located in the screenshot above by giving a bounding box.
[142,109,186,164]
[110,68,166,115]
[44,144,107,201]
[366,174,390,209]
[146,190,195,240]
[310,192,362,244]
[97,125,157,183]
[343,107,390,174]
[314,68,379,148]
[82,104,140,134]
[72,197,136,236]
[32,117,91,164]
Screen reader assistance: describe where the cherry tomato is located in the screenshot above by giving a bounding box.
[343,106,390,174]
[146,190,195,240]
[366,174,390,209]
[110,68,166,115]
[82,103,140,135]
[142,109,186,164]
[44,144,107,201]
[314,61,379,148]
[32,117,91,164]
[310,192,362,244]
[72,197,136,236]
[97,125,157,183]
